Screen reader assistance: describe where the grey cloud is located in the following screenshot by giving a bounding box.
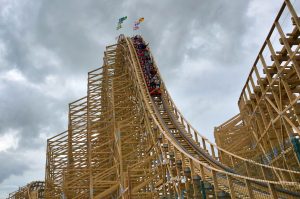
[0,0,284,196]
[0,151,29,184]
[0,80,66,148]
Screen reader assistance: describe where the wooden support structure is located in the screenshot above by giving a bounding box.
[215,0,300,180]
[7,1,300,198]
[7,181,45,199]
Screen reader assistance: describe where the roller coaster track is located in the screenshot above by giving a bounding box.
[8,0,300,198]
[215,0,300,174]
[43,32,300,198]
[7,181,45,199]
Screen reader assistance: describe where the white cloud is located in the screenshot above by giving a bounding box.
[243,0,281,49]
[0,129,19,152]
[0,68,26,82]
[177,56,216,78]
[28,45,62,70]
[41,74,86,100]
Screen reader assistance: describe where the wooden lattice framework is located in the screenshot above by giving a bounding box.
[214,114,257,164]
[43,32,300,199]
[215,0,300,172]
[7,181,45,199]
[8,1,300,198]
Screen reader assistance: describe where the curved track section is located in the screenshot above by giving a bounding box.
[12,1,297,198]
[42,33,300,198]
[126,34,300,198]
[215,0,300,173]
[7,181,45,199]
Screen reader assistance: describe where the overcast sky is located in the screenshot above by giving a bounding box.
[0,0,297,197]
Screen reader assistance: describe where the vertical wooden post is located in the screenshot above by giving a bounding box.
[211,144,216,158]
[245,179,254,198]
[211,170,219,198]
[268,183,278,199]
[226,175,236,199]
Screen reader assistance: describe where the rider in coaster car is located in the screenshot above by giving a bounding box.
[150,76,156,89]
[145,62,151,76]
[138,43,148,50]
[154,77,160,88]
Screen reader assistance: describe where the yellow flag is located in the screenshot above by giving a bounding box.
[139,17,144,22]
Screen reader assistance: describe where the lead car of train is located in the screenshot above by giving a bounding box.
[132,35,161,96]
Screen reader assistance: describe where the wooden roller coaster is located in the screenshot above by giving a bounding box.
[214,0,300,173]
[7,181,44,199]
[8,0,300,198]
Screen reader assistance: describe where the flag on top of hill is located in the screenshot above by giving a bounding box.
[116,16,127,30]
[133,17,145,30]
